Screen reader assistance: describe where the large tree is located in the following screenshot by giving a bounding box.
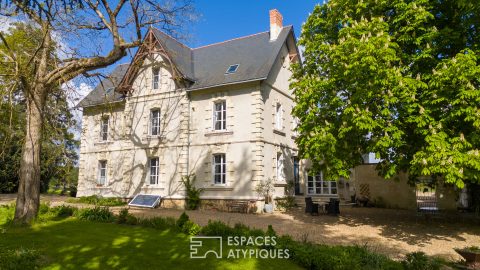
[293,0,480,188]
[1,24,79,195]
[0,0,193,223]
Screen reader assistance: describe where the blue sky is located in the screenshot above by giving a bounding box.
[187,1,320,48]
[72,1,320,102]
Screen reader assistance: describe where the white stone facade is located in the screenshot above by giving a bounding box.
[77,41,301,207]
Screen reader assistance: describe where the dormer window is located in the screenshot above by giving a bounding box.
[152,67,160,90]
[225,64,239,74]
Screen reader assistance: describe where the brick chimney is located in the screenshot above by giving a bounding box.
[269,9,283,40]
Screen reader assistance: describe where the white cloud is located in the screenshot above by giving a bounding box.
[0,17,18,33]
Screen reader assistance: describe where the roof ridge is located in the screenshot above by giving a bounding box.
[192,30,270,50]
[151,27,193,50]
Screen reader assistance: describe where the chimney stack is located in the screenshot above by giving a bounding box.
[269,9,283,40]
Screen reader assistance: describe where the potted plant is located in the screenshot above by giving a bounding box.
[255,178,275,213]
[455,246,480,268]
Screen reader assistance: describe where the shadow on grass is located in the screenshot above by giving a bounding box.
[0,218,300,270]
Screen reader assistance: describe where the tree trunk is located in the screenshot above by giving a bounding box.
[14,85,46,224]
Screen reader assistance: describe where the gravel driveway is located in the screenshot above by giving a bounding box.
[2,194,479,260]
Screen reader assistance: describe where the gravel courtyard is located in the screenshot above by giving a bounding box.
[1,194,479,261]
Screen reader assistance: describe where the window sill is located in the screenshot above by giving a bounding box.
[94,141,114,146]
[274,181,288,187]
[95,185,110,189]
[204,186,233,191]
[142,186,164,190]
[273,129,286,136]
[144,135,166,141]
[205,131,233,137]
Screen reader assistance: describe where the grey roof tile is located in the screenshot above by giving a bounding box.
[189,26,292,91]
[77,26,293,107]
[77,64,129,107]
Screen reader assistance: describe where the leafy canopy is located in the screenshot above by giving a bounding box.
[292,0,480,188]
[0,23,79,193]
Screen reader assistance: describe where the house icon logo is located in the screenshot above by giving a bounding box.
[190,236,223,259]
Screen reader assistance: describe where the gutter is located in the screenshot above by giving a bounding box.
[186,77,266,92]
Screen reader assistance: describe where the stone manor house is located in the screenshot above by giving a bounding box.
[76,10,319,209]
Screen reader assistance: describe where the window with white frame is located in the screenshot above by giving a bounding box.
[149,157,159,185]
[100,117,109,141]
[275,103,283,130]
[152,67,160,90]
[292,117,299,137]
[213,154,226,185]
[276,152,286,181]
[150,109,161,136]
[307,171,337,195]
[98,160,107,186]
[213,100,226,131]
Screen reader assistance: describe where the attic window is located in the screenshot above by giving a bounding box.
[105,87,114,94]
[225,64,239,74]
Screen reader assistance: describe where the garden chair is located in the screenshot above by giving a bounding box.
[305,197,319,215]
[326,198,340,215]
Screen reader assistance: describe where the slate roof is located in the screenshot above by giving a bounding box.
[77,64,129,107]
[78,26,294,107]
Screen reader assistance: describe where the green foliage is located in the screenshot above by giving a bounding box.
[50,205,76,218]
[181,220,201,236]
[76,207,115,223]
[180,174,204,210]
[0,23,79,194]
[0,210,300,269]
[201,220,236,239]
[116,208,130,224]
[68,195,126,206]
[201,220,266,239]
[402,252,442,270]
[254,178,275,204]
[115,208,138,225]
[275,196,297,211]
[0,248,40,270]
[137,216,177,231]
[277,238,402,270]
[0,204,15,225]
[293,0,480,188]
[176,212,190,228]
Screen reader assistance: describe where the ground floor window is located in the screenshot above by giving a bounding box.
[276,152,285,181]
[307,172,337,195]
[98,160,107,186]
[149,157,159,185]
[213,154,226,185]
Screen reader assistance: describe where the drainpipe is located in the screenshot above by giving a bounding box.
[186,91,191,175]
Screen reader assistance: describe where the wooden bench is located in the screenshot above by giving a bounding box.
[226,200,249,213]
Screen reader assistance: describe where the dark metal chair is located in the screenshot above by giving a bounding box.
[305,197,319,215]
[326,198,340,215]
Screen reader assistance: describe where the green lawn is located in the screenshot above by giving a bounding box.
[0,208,302,270]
